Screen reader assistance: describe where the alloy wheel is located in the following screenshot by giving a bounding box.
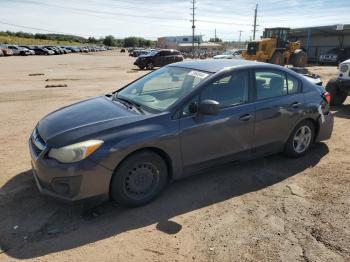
[293,125,312,153]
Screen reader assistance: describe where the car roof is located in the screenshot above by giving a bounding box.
[169,59,262,73]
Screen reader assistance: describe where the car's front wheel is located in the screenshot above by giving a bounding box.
[147,62,154,70]
[110,150,168,207]
[284,120,315,158]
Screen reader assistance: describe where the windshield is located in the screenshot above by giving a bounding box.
[117,66,210,112]
[147,50,158,56]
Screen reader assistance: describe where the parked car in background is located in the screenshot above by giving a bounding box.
[65,46,80,53]
[213,49,244,59]
[134,49,184,70]
[325,59,350,105]
[32,47,54,55]
[319,47,350,65]
[29,60,333,206]
[129,49,146,57]
[43,46,61,55]
[6,45,33,56]
[60,47,72,54]
[0,45,14,56]
[18,46,36,55]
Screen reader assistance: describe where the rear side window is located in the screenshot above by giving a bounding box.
[255,71,287,100]
[286,74,300,94]
[255,70,301,100]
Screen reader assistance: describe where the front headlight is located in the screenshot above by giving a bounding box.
[48,140,103,163]
[340,64,349,73]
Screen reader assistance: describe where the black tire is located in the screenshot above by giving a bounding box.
[110,150,168,207]
[270,52,285,66]
[146,62,154,70]
[325,78,347,106]
[284,120,315,158]
[138,66,145,70]
[291,51,307,67]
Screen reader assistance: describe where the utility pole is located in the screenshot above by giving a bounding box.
[238,30,243,42]
[253,3,258,40]
[190,0,196,58]
[215,29,217,42]
[238,30,243,49]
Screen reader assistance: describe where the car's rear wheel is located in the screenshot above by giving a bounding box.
[326,78,347,106]
[147,62,154,70]
[284,120,315,158]
[110,150,168,207]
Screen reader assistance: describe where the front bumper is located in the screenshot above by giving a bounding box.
[29,138,113,202]
[315,112,334,142]
[134,59,146,67]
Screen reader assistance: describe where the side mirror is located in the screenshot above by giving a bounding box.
[198,100,220,115]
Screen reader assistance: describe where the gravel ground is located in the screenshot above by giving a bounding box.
[0,51,349,262]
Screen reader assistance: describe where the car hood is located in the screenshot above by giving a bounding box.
[340,59,350,65]
[37,96,147,147]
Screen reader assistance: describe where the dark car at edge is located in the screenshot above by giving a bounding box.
[134,49,184,70]
[29,60,333,207]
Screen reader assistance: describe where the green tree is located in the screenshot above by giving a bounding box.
[124,37,139,47]
[209,37,223,43]
[103,35,117,46]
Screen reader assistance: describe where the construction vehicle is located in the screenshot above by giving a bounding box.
[325,59,350,105]
[242,27,308,67]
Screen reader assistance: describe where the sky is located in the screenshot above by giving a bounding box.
[0,0,349,41]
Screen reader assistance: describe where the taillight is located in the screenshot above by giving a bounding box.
[323,92,331,104]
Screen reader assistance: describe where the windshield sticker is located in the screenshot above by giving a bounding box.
[188,71,209,79]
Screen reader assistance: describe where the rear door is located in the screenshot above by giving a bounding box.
[179,70,255,173]
[163,51,174,66]
[252,69,305,154]
[153,51,165,67]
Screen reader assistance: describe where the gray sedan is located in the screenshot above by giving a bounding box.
[29,60,333,206]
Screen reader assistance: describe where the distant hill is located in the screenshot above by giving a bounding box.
[0,31,156,47]
[0,31,86,45]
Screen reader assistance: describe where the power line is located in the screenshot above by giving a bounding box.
[17,0,252,26]
[0,19,91,38]
[19,0,186,21]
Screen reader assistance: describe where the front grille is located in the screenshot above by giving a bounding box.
[30,129,47,157]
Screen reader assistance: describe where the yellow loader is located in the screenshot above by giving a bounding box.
[242,27,307,67]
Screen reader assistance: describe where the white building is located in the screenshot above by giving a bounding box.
[156,35,222,53]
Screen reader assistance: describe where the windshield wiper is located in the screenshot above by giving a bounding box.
[113,93,144,114]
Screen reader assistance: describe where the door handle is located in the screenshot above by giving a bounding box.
[290,102,302,109]
[239,114,253,122]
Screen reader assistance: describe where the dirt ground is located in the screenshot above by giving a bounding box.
[0,51,349,262]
